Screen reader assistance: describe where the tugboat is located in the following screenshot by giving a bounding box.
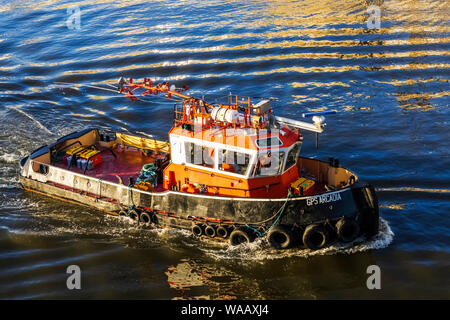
[19,78,379,250]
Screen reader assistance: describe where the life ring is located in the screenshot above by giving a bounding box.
[181,184,190,192]
[129,209,139,221]
[192,224,204,237]
[139,212,152,224]
[267,225,293,250]
[204,225,216,238]
[336,217,360,243]
[216,226,230,239]
[229,227,254,246]
[302,224,329,250]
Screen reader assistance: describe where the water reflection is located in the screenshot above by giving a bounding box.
[0,0,448,299]
[165,251,381,299]
[165,259,252,300]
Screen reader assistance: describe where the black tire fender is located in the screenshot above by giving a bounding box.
[302,224,329,250]
[205,225,216,238]
[129,209,139,221]
[139,212,152,224]
[336,217,360,243]
[192,224,204,237]
[229,227,254,246]
[267,225,293,250]
[216,226,230,239]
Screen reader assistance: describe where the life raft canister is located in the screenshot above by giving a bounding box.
[336,217,360,243]
[267,225,293,250]
[302,224,330,250]
[229,227,255,246]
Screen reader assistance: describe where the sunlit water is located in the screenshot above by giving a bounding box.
[0,0,449,299]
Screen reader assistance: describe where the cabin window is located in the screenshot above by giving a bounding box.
[184,142,214,168]
[218,149,251,176]
[285,143,301,171]
[252,151,285,176]
[255,137,282,148]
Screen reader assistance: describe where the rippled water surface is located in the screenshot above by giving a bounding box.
[0,0,449,299]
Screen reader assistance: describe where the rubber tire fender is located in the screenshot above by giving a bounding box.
[302,224,330,250]
[192,224,204,237]
[139,212,152,224]
[229,227,255,246]
[204,225,216,238]
[129,209,139,221]
[336,217,360,243]
[267,225,293,250]
[216,226,230,239]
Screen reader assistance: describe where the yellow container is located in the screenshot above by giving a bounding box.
[290,177,315,194]
[66,145,87,156]
[79,149,100,159]
[134,181,154,192]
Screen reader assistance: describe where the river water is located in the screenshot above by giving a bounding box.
[0,0,449,299]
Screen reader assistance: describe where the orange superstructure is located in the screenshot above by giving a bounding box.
[118,77,323,198]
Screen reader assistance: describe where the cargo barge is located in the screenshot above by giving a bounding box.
[19,78,379,250]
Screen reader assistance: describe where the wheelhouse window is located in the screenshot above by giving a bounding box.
[255,137,282,148]
[252,150,285,177]
[284,143,301,171]
[185,142,214,169]
[218,149,251,176]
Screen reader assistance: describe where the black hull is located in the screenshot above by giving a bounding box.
[19,174,379,249]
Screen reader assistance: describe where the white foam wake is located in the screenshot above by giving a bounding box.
[0,153,20,164]
[198,218,394,262]
[7,106,53,134]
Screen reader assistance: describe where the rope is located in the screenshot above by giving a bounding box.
[245,190,293,237]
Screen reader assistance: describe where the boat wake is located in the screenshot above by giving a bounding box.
[5,202,393,260]
[195,218,394,262]
[7,106,53,135]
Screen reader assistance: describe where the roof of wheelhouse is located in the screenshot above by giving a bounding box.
[169,125,300,151]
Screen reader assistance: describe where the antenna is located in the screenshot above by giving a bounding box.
[302,111,336,149]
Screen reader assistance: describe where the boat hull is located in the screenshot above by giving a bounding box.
[19,160,379,249]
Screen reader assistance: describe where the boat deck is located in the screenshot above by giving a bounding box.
[54,145,166,191]
[52,144,332,197]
